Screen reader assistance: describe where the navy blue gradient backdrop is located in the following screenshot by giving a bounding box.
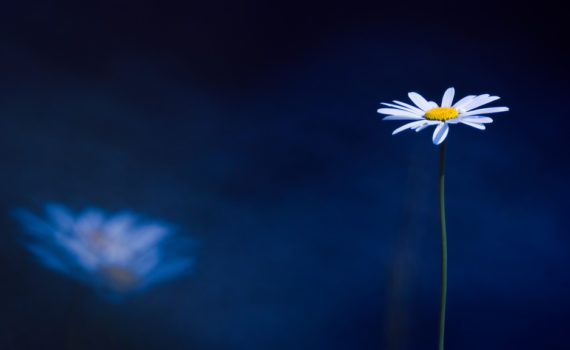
[1,1,569,349]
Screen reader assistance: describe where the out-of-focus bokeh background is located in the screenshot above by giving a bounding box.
[1,1,569,349]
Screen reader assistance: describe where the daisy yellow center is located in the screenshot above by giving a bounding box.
[424,107,459,121]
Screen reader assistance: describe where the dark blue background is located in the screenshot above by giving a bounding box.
[1,1,569,349]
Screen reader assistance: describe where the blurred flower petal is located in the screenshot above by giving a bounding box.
[14,203,194,298]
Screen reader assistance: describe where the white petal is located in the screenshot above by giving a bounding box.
[427,101,438,109]
[408,92,433,111]
[462,94,500,111]
[441,87,455,107]
[381,102,417,113]
[377,108,422,118]
[460,94,488,109]
[392,100,425,114]
[453,95,476,110]
[382,115,424,121]
[392,120,426,135]
[415,120,439,132]
[432,123,449,145]
[446,117,462,124]
[460,106,509,116]
[461,120,486,130]
[411,121,426,131]
[461,116,493,124]
[415,124,430,132]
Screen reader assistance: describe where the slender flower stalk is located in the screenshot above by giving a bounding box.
[438,141,447,350]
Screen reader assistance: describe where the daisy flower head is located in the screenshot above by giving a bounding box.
[377,87,509,145]
[14,203,194,298]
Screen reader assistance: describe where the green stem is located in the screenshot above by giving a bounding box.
[438,141,448,350]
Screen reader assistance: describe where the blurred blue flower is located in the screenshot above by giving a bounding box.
[14,203,194,296]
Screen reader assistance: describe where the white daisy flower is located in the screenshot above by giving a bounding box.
[14,203,194,297]
[377,87,509,145]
